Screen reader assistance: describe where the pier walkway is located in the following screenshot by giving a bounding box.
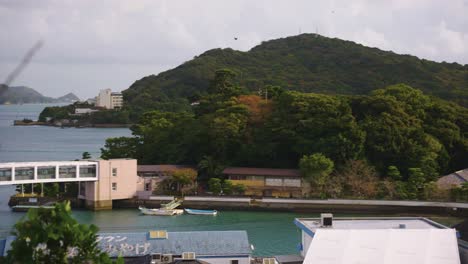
[0,161,98,185]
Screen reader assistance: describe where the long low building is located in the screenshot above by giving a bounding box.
[223,167,305,198]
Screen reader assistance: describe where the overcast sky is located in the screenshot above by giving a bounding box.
[0,0,467,99]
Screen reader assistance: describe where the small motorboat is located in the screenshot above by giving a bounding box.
[139,206,184,216]
[184,208,218,216]
[11,205,54,212]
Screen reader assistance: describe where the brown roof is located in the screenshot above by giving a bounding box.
[436,169,468,189]
[223,167,301,177]
[137,165,195,172]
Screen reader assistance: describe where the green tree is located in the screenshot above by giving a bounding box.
[171,168,197,195]
[232,184,247,195]
[222,180,234,195]
[82,152,92,159]
[208,178,222,195]
[407,168,426,199]
[100,137,138,160]
[7,201,121,264]
[197,156,224,181]
[387,166,401,181]
[299,153,334,195]
[207,69,242,98]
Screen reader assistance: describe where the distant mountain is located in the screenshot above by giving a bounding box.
[0,85,79,104]
[124,33,468,113]
[56,92,80,103]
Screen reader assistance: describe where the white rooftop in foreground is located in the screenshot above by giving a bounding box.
[304,228,460,264]
[298,217,446,232]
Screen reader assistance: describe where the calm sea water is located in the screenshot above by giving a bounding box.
[0,104,312,256]
[0,104,462,256]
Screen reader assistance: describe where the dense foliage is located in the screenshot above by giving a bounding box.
[102,70,468,200]
[38,102,130,125]
[7,201,121,264]
[123,34,468,118]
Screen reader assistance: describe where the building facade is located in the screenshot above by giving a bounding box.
[111,92,123,109]
[137,165,195,193]
[223,167,304,198]
[79,159,143,210]
[96,89,123,109]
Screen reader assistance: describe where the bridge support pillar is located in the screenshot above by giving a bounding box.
[84,199,113,211]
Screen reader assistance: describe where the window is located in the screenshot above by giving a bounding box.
[230,175,246,180]
[112,168,117,177]
[265,177,283,186]
[231,260,239,264]
[112,182,117,191]
[0,168,12,181]
[263,258,276,264]
[145,183,151,191]
[80,165,96,178]
[59,166,77,178]
[15,167,34,180]
[37,166,55,179]
[284,178,301,187]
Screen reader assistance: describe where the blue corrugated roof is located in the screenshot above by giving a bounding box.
[97,230,251,257]
[0,230,251,258]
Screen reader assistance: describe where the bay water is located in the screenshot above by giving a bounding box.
[0,104,462,256]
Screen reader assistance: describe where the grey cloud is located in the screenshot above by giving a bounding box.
[0,0,467,98]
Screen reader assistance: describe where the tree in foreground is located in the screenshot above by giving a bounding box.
[7,201,122,264]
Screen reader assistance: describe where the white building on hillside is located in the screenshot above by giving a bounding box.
[96,89,123,109]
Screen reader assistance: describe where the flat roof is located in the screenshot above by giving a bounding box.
[1,230,251,258]
[304,229,460,264]
[295,217,449,236]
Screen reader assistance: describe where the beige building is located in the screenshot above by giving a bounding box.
[223,167,305,198]
[96,89,123,109]
[79,159,144,210]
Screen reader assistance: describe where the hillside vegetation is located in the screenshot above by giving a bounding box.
[103,70,468,200]
[123,34,468,118]
[0,84,79,104]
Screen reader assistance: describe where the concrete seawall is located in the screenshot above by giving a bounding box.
[113,196,468,217]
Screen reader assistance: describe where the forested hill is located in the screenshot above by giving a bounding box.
[0,84,79,104]
[124,33,468,114]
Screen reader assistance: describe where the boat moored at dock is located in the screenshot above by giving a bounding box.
[138,206,183,216]
[184,208,218,215]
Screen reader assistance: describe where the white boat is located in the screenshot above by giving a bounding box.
[139,206,184,216]
[184,208,218,216]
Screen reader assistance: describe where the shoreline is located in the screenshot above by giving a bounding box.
[115,196,468,217]
[13,120,131,128]
[9,195,468,216]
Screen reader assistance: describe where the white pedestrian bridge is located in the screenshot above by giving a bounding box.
[0,161,99,185]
